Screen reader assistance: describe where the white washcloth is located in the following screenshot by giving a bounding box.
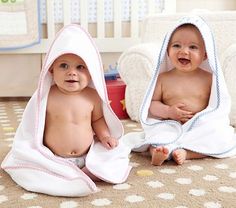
[1,24,131,197]
[122,15,236,158]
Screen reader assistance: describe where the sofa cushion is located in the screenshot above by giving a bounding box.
[221,44,236,127]
[118,43,159,121]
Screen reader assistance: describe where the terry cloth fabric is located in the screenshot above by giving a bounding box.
[122,15,236,158]
[0,0,40,50]
[1,24,131,197]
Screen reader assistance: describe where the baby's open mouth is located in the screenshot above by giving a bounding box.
[66,80,78,83]
[178,58,190,65]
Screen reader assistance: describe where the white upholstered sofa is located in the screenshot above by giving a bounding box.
[118,11,236,127]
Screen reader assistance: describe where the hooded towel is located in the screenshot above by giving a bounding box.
[122,15,236,158]
[1,24,131,197]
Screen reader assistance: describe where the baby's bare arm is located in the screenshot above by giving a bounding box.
[149,75,172,119]
[150,101,193,122]
[168,103,194,123]
[92,117,118,149]
[149,76,165,117]
[92,94,118,149]
[149,100,170,119]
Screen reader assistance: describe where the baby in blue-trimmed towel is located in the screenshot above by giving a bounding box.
[149,24,212,166]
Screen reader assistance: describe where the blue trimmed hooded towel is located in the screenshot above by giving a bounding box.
[122,15,236,158]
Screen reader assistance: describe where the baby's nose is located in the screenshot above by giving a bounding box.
[181,47,189,54]
[67,67,77,75]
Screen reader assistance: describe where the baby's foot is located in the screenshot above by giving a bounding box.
[151,146,169,166]
[172,149,187,165]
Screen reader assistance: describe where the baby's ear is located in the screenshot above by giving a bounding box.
[204,52,207,60]
[49,67,53,73]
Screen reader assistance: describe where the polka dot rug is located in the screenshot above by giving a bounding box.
[0,100,236,208]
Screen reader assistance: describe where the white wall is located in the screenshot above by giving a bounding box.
[176,0,236,12]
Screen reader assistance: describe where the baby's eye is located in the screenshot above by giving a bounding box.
[172,44,181,48]
[76,64,86,70]
[189,45,198,50]
[59,63,69,69]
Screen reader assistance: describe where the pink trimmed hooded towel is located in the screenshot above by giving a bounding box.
[1,24,131,197]
[122,15,236,158]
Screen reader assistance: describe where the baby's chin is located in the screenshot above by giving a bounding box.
[58,86,85,95]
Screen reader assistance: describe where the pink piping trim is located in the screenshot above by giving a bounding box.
[88,165,132,184]
[4,165,97,191]
[32,24,124,185]
[2,151,98,191]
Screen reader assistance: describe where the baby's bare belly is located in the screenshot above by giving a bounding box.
[44,124,94,157]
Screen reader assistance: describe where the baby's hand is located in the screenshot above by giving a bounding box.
[168,103,194,123]
[100,136,119,149]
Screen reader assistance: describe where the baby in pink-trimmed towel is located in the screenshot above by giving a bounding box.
[44,53,118,181]
[1,24,131,197]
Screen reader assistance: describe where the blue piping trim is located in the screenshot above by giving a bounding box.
[139,15,236,156]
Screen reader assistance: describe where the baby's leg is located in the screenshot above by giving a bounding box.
[172,149,187,165]
[172,149,207,165]
[149,146,169,166]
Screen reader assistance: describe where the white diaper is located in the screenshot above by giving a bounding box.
[66,155,86,168]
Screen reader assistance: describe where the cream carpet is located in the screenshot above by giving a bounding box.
[0,100,236,208]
